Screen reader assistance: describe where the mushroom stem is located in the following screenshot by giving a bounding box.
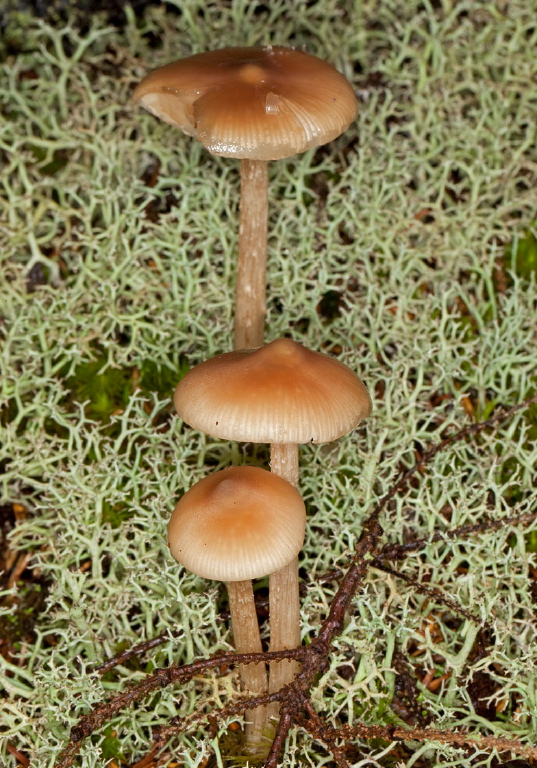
[226,579,268,748]
[268,442,301,720]
[270,442,299,487]
[234,159,268,350]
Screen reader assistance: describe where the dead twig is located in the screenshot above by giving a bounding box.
[55,649,306,768]
[371,391,537,522]
[320,721,537,762]
[379,510,537,561]
[7,742,30,768]
[370,558,485,625]
[54,393,537,768]
[91,630,184,675]
[301,699,353,768]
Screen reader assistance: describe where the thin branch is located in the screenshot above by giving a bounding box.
[7,743,30,768]
[302,700,352,768]
[56,648,306,768]
[316,518,384,647]
[371,391,537,521]
[154,688,288,748]
[323,721,537,762]
[264,706,296,768]
[379,510,537,561]
[92,630,183,675]
[370,558,485,625]
[54,393,537,768]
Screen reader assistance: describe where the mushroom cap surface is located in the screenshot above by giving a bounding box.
[133,46,357,160]
[174,338,372,444]
[168,466,306,581]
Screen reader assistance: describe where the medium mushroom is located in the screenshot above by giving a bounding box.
[133,47,358,349]
[168,465,306,749]
[173,338,372,701]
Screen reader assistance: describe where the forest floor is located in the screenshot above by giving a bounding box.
[1,1,537,767]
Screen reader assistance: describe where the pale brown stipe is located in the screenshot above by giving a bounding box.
[237,158,267,349]
[174,337,372,444]
[133,47,358,349]
[267,443,300,724]
[168,466,306,750]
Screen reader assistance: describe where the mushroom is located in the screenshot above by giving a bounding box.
[168,465,306,749]
[133,47,357,349]
[173,338,372,701]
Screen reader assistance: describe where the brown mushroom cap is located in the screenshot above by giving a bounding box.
[168,466,306,581]
[174,337,372,444]
[132,46,358,160]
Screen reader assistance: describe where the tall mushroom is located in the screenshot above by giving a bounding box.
[133,47,357,349]
[173,338,372,703]
[168,465,306,750]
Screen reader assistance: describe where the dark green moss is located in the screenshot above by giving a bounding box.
[0,579,50,651]
[61,348,189,428]
[95,725,126,763]
[504,224,537,281]
[138,355,190,401]
[29,144,70,176]
[64,354,132,424]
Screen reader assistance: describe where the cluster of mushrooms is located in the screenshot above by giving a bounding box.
[134,46,372,754]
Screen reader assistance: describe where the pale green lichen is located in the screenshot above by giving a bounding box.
[1,1,537,766]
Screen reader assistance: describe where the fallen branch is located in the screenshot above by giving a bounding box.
[91,630,183,676]
[54,393,537,767]
[378,509,537,561]
[312,719,537,763]
[370,557,485,625]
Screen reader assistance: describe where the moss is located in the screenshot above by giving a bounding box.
[138,355,190,400]
[64,355,134,425]
[504,223,537,281]
[60,349,189,427]
[0,578,50,652]
[28,145,71,177]
[93,725,126,763]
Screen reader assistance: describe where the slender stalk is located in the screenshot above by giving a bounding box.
[226,580,268,748]
[270,442,299,488]
[234,158,269,350]
[267,443,301,722]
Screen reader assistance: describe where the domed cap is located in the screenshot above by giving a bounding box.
[168,466,306,581]
[132,46,358,160]
[174,338,372,444]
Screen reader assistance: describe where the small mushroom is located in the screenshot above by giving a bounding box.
[168,465,306,749]
[173,338,372,705]
[133,47,357,349]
